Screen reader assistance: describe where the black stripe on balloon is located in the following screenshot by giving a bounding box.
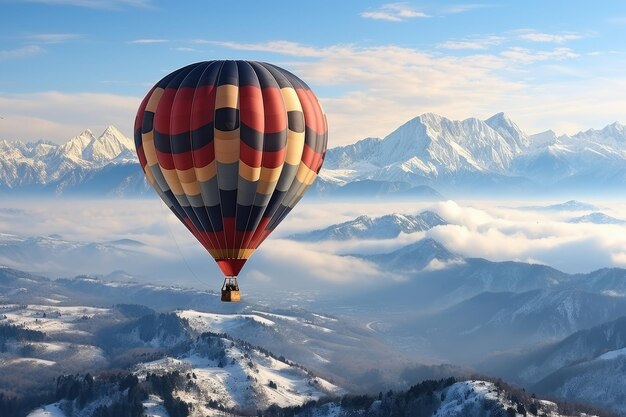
[154,129,172,153]
[196,61,223,87]
[236,60,260,87]
[235,205,253,231]
[217,60,239,86]
[256,62,292,89]
[163,189,188,221]
[181,206,204,231]
[245,205,266,232]
[141,112,154,134]
[219,189,238,217]
[262,130,287,152]
[240,123,263,151]
[315,132,326,154]
[267,205,292,231]
[206,205,224,231]
[191,206,216,233]
[215,108,239,132]
[152,123,215,154]
[287,111,305,133]
[156,64,197,89]
[304,126,319,148]
[262,190,287,220]
[134,127,142,150]
[180,62,212,88]
[249,61,280,90]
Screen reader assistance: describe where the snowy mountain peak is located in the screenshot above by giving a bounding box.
[85,125,136,163]
[485,112,530,151]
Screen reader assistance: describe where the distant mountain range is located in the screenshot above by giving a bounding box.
[318,113,626,196]
[1,113,625,197]
[288,210,446,241]
[0,126,147,196]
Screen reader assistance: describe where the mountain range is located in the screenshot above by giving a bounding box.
[0,266,610,417]
[1,113,625,197]
[0,126,147,196]
[288,210,446,241]
[319,112,626,196]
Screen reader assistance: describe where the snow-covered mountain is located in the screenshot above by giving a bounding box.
[0,126,146,195]
[481,316,626,416]
[569,212,626,224]
[321,113,626,194]
[3,115,624,197]
[0,232,144,277]
[520,200,599,212]
[289,210,446,241]
[358,238,462,272]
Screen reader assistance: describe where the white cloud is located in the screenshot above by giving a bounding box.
[205,40,327,57]
[0,91,139,142]
[443,4,492,14]
[518,32,584,43]
[361,3,430,21]
[0,45,43,61]
[501,47,579,63]
[211,39,619,145]
[129,39,168,44]
[24,33,83,43]
[438,36,505,50]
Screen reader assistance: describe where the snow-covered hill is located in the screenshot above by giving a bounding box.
[289,210,446,241]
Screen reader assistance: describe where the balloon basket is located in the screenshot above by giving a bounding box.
[221,277,240,303]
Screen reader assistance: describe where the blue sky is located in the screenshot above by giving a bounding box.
[1,0,626,145]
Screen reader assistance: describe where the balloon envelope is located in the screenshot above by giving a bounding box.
[134,61,327,277]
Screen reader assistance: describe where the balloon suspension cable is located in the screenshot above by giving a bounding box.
[160,202,211,293]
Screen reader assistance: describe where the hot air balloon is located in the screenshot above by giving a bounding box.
[134,61,327,302]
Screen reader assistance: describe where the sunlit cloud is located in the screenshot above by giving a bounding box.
[210,39,623,146]
[361,3,430,21]
[517,31,584,44]
[438,36,505,50]
[500,47,579,63]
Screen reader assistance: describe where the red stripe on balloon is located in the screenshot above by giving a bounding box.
[136,144,147,171]
[262,88,287,133]
[240,141,263,168]
[190,85,217,131]
[216,259,247,277]
[172,151,194,171]
[262,148,286,169]
[305,89,326,135]
[239,86,264,133]
[155,148,176,171]
[192,142,215,167]
[154,88,177,133]
[170,87,195,135]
